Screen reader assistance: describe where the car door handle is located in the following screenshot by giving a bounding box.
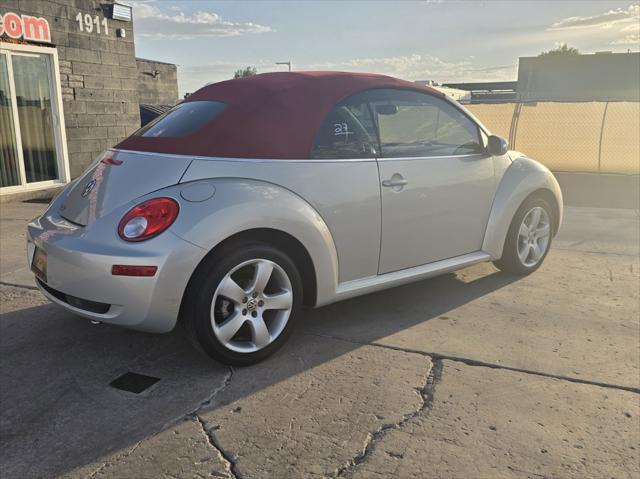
[382,176,409,188]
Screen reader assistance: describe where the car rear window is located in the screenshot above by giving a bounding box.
[135,101,226,138]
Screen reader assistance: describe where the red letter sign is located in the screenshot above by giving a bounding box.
[2,12,22,39]
[22,15,51,43]
[0,12,51,43]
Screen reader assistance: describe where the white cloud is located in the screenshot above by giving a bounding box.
[613,19,640,44]
[548,4,639,49]
[611,33,640,45]
[621,22,640,32]
[132,2,273,39]
[549,4,639,30]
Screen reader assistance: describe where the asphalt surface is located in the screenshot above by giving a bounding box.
[0,202,638,479]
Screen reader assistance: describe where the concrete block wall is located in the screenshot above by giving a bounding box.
[136,58,179,106]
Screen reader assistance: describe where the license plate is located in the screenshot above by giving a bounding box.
[31,247,47,283]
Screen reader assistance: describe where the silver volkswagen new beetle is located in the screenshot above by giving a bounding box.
[27,72,562,365]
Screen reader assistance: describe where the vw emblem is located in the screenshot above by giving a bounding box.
[81,179,97,198]
[246,298,258,312]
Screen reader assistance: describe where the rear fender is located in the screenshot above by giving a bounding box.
[163,178,339,306]
[483,156,563,260]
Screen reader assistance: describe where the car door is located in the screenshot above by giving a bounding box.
[307,92,383,282]
[371,89,496,274]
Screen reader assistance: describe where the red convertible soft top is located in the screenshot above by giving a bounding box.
[116,71,442,160]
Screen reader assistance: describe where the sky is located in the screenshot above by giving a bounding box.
[129,1,640,96]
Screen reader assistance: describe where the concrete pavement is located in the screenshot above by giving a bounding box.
[0,201,42,288]
[0,202,638,478]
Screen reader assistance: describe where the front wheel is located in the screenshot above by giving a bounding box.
[493,196,554,275]
[183,242,303,366]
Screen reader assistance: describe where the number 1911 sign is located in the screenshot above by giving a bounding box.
[75,12,109,35]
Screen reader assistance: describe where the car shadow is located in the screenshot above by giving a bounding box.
[0,264,519,477]
[300,266,518,343]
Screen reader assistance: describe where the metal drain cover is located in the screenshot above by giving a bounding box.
[110,372,160,394]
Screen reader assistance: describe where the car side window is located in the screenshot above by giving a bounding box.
[368,89,484,158]
[310,93,378,159]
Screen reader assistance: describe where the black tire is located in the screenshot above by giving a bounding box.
[493,196,554,275]
[182,240,303,366]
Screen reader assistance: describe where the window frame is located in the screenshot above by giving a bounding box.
[0,42,70,196]
[364,88,488,160]
[309,87,490,161]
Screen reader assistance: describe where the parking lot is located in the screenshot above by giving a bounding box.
[1,201,638,479]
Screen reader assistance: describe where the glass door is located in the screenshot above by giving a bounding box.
[0,53,20,187]
[12,53,60,183]
[0,46,67,192]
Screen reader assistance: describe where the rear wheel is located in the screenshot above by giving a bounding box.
[493,196,554,275]
[183,242,302,365]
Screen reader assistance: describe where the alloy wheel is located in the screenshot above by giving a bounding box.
[211,259,293,353]
[517,206,551,268]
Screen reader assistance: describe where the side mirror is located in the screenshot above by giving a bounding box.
[487,135,508,156]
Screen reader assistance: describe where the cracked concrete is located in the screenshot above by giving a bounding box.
[310,334,640,394]
[62,367,236,479]
[67,418,230,479]
[1,204,639,478]
[195,413,239,479]
[334,360,443,478]
[348,360,640,479]
[59,335,434,479]
[301,250,639,389]
[195,335,432,478]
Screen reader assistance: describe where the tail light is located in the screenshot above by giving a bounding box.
[118,198,179,242]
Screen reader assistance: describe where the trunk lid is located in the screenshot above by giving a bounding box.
[59,150,191,226]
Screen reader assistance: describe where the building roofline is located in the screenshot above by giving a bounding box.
[135,57,176,66]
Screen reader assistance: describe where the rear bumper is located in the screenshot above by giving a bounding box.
[27,209,206,333]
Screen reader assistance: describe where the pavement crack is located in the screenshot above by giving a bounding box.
[507,465,547,478]
[193,366,234,412]
[186,366,239,478]
[553,247,639,258]
[163,366,234,431]
[194,413,241,479]
[86,441,142,478]
[85,364,233,479]
[308,332,640,394]
[157,366,238,477]
[0,281,38,290]
[333,358,443,478]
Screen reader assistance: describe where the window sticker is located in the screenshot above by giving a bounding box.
[333,122,353,139]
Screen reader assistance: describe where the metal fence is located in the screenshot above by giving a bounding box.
[466,101,640,175]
